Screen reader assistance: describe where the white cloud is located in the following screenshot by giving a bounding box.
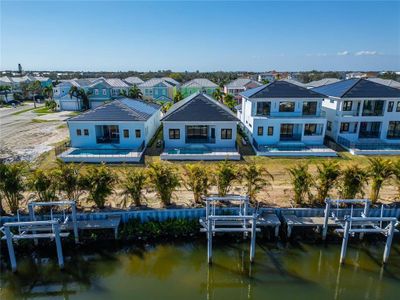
[337,51,350,56]
[355,50,378,56]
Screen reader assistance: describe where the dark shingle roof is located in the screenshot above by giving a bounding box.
[161,93,238,122]
[69,98,160,122]
[241,80,325,99]
[312,78,400,98]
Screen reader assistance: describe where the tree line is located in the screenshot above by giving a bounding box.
[0,158,399,215]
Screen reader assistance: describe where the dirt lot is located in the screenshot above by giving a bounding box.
[0,103,70,162]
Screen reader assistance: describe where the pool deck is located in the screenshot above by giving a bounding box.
[160,148,241,161]
[256,145,337,157]
[58,147,144,163]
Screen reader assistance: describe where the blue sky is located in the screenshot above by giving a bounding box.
[1,0,399,71]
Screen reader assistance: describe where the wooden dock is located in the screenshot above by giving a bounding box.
[283,214,338,237]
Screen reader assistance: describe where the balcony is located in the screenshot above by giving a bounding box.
[338,110,359,117]
[185,137,216,144]
[279,134,302,142]
[359,131,381,139]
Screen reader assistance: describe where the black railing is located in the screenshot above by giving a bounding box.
[359,131,381,139]
[279,134,302,141]
[96,137,120,144]
[185,138,216,144]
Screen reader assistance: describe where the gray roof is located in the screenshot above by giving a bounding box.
[225,78,261,88]
[306,78,341,88]
[367,78,400,89]
[282,78,307,87]
[124,77,144,85]
[241,80,325,99]
[103,78,130,88]
[68,98,160,122]
[182,78,218,88]
[161,92,238,122]
[139,78,174,88]
[312,78,400,98]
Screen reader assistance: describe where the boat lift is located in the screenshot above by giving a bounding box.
[322,198,399,264]
[199,196,259,264]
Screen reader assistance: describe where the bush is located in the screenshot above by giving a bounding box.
[147,162,180,206]
[54,160,84,201]
[242,160,273,203]
[183,163,211,205]
[338,165,368,199]
[29,169,58,202]
[81,164,116,209]
[314,161,341,204]
[120,168,147,207]
[215,160,238,197]
[367,158,394,203]
[45,99,57,111]
[288,164,313,206]
[0,162,25,214]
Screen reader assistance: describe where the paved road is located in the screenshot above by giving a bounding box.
[0,104,70,162]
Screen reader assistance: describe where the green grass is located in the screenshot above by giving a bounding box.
[33,107,56,115]
[11,107,36,116]
[31,119,57,123]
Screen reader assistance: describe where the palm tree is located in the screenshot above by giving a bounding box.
[128,84,143,99]
[212,87,225,102]
[173,90,184,103]
[338,165,368,199]
[120,168,147,207]
[223,94,236,111]
[315,161,341,204]
[147,162,180,206]
[288,164,313,206]
[0,162,25,214]
[27,80,42,108]
[53,160,83,202]
[29,169,58,202]
[42,85,53,100]
[367,158,394,203]
[242,160,273,204]
[183,163,211,205]
[393,160,400,199]
[69,86,91,110]
[161,102,172,113]
[0,85,12,102]
[215,160,238,197]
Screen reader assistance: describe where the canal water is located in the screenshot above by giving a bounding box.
[1,240,399,299]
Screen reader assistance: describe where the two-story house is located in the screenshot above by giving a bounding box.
[224,78,261,102]
[139,78,179,102]
[160,92,240,160]
[180,78,218,98]
[314,78,400,155]
[239,80,336,156]
[58,98,161,163]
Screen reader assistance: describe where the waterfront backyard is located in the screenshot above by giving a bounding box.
[1,240,399,299]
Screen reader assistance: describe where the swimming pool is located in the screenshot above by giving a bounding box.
[69,149,133,156]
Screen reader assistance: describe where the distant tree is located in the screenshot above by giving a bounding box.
[338,165,368,199]
[183,163,212,205]
[128,85,143,99]
[215,160,238,197]
[378,71,398,81]
[45,99,57,111]
[120,168,147,207]
[173,90,184,103]
[393,160,400,199]
[314,161,341,204]
[0,162,25,214]
[169,72,183,82]
[212,87,225,102]
[262,80,270,85]
[223,94,236,111]
[29,169,58,202]
[161,102,172,113]
[147,162,180,206]
[0,85,12,102]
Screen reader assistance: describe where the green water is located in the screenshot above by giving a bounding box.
[1,241,400,299]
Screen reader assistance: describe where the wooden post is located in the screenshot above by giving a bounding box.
[250,217,256,263]
[71,203,79,243]
[53,223,64,269]
[383,220,395,264]
[207,218,212,264]
[5,226,17,272]
[340,220,350,264]
[322,199,331,240]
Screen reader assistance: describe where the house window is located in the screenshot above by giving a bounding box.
[388,101,394,112]
[102,89,107,96]
[342,101,353,111]
[169,129,180,139]
[123,129,129,138]
[221,129,232,139]
[94,89,99,95]
[257,126,263,136]
[302,101,317,115]
[267,126,274,136]
[304,124,320,136]
[76,129,82,136]
[397,101,400,112]
[84,129,89,136]
[340,122,350,133]
[256,102,271,116]
[135,130,141,138]
[327,121,332,131]
[387,121,400,139]
[279,101,295,112]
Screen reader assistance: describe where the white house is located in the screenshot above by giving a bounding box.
[314,78,400,155]
[239,80,336,156]
[224,78,261,102]
[160,92,240,160]
[58,98,161,163]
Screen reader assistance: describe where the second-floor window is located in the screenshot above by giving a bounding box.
[387,121,400,139]
[388,101,394,112]
[221,129,232,139]
[94,89,99,95]
[340,122,349,133]
[362,100,384,116]
[256,102,270,116]
[343,101,352,111]
[397,101,400,112]
[304,124,321,136]
[327,121,332,131]
[102,89,107,96]
[267,126,274,136]
[123,129,129,138]
[302,101,317,115]
[279,101,295,112]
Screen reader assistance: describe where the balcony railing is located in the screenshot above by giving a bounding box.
[185,137,216,144]
[338,110,359,117]
[387,130,400,139]
[359,131,381,139]
[96,137,120,144]
[279,134,302,142]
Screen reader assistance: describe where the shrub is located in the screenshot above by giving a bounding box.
[29,169,58,202]
[215,160,238,197]
[367,158,394,203]
[314,161,341,204]
[338,165,368,199]
[147,162,180,206]
[242,160,273,203]
[0,162,25,214]
[81,164,116,209]
[45,99,57,111]
[288,164,313,206]
[183,163,212,205]
[54,160,83,201]
[393,160,400,199]
[120,168,147,207]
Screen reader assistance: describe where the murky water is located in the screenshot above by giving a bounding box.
[1,240,399,300]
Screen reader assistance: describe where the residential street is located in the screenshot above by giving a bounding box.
[0,103,70,162]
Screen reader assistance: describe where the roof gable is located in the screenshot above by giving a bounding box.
[312,78,400,98]
[161,93,238,122]
[241,80,325,99]
[182,78,218,88]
